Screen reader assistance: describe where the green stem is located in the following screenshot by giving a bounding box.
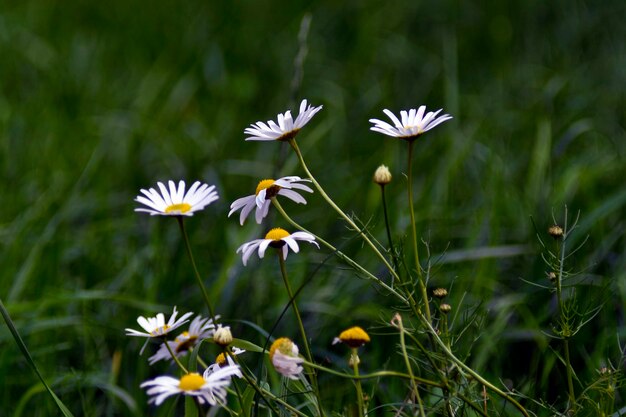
[420,314,530,417]
[288,139,399,281]
[164,339,188,373]
[277,253,312,363]
[351,349,365,417]
[393,314,426,417]
[406,140,431,324]
[276,252,324,417]
[176,217,216,321]
[556,209,576,408]
[380,185,401,277]
[271,199,406,302]
[304,362,442,387]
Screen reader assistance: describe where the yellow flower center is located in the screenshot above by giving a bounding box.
[256,179,282,199]
[269,337,294,359]
[215,352,227,365]
[264,228,290,241]
[339,326,370,348]
[149,324,170,336]
[165,203,192,214]
[175,335,198,353]
[178,373,205,391]
[255,179,275,195]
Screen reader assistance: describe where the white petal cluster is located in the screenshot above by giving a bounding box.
[228,176,313,225]
[244,99,322,141]
[125,306,193,339]
[369,106,452,139]
[135,180,218,216]
[236,229,318,266]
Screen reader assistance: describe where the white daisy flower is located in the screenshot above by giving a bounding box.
[228,176,313,225]
[236,228,319,266]
[148,315,218,365]
[205,347,246,376]
[369,106,452,140]
[135,180,218,216]
[125,306,193,339]
[244,99,323,142]
[269,338,304,380]
[140,365,241,406]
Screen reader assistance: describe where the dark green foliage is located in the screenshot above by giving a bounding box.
[0,0,624,415]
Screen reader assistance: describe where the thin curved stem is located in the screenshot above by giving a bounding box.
[351,349,365,417]
[164,339,188,374]
[176,217,216,321]
[288,139,399,282]
[276,252,324,417]
[380,185,401,276]
[406,141,431,323]
[271,199,406,302]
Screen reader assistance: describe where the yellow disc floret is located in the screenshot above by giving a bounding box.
[339,326,370,348]
[215,352,227,366]
[255,179,276,195]
[269,337,294,360]
[149,324,170,336]
[265,228,290,241]
[178,373,205,391]
[165,203,192,214]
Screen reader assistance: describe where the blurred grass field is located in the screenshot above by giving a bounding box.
[1,0,625,415]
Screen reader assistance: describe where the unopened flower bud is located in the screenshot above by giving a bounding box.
[213,326,233,347]
[440,304,452,314]
[433,288,448,299]
[548,225,564,239]
[547,271,557,282]
[373,165,392,185]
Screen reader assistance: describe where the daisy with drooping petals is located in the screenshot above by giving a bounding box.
[125,306,193,339]
[269,337,304,380]
[140,364,241,406]
[228,176,313,225]
[205,347,246,375]
[369,106,452,141]
[236,228,319,266]
[244,99,323,142]
[135,180,218,216]
[148,315,219,365]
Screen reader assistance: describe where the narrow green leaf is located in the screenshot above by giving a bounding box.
[0,298,75,417]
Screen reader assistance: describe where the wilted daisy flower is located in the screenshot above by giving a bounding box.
[229,176,313,225]
[333,326,371,348]
[140,365,241,406]
[205,347,246,375]
[270,337,304,380]
[125,306,193,339]
[369,106,452,141]
[244,99,323,142]
[148,315,218,365]
[135,180,218,216]
[236,228,319,265]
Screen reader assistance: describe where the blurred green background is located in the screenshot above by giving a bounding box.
[1,0,625,415]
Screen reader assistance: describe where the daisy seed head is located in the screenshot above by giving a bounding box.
[548,225,564,239]
[337,326,370,348]
[373,165,392,185]
[433,288,448,299]
[440,303,452,314]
